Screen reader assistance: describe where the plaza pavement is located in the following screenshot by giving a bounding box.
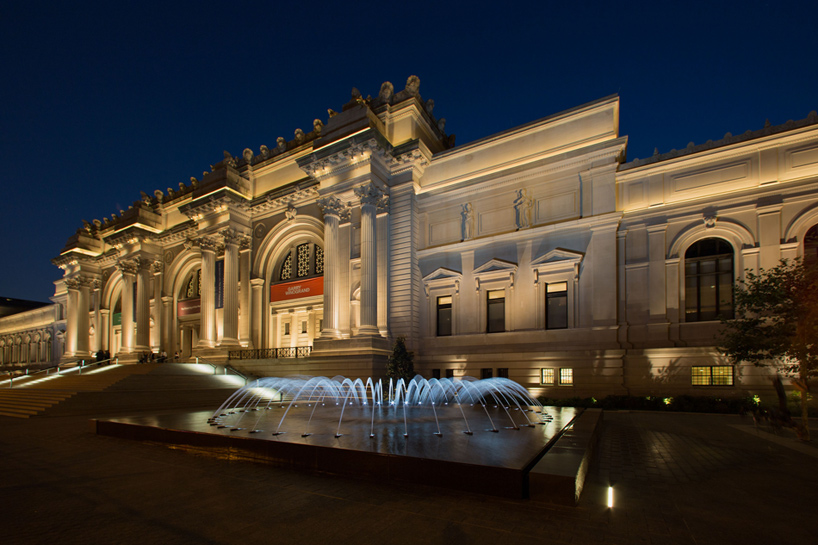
[1,406,816,544]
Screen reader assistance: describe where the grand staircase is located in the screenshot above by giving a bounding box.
[0,363,245,418]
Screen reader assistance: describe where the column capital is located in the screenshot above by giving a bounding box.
[116,259,138,276]
[354,182,388,209]
[152,260,164,275]
[198,235,222,253]
[317,195,350,220]
[250,277,265,288]
[220,227,251,248]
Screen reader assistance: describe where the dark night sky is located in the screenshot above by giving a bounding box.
[2,0,817,302]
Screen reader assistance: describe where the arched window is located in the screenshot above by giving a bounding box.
[277,243,324,283]
[804,224,818,265]
[183,269,202,299]
[685,238,734,322]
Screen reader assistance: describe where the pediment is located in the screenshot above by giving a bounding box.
[473,258,518,276]
[531,248,584,267]
[422,267,462,283]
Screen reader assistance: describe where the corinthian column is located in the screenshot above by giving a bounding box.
[198,237,218,348]
[152,261,163,352]
[117,261,137,354]
[220,228,243,347]
[317,195,348,339]
[239,239,252,347]
[135,258,152,352]
[76,277,94,357]
[354,183,387,337]
[64,278,80,357]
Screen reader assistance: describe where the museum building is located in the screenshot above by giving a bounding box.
[3,75,818,398]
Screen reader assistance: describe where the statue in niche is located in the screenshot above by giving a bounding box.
[513,189,533,230]
[461,203,474,241]
[405,75,420,96]
[379,81,394,102]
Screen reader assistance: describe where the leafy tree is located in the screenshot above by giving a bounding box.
[719,259,818,441]
[386,336,415,382]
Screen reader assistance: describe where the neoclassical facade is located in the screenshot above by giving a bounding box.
[5,76,818,398]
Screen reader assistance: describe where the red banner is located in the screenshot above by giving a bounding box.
[177,298,201,316]
[270,277,324,302]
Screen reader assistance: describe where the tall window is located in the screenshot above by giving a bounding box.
[437,296,452,336]
[487,290,505,333]
[805,224,818,265]
[546,282,568,329]
[685,238,734,322]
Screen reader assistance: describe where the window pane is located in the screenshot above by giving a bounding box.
[546,284,567,330]
[481,368,493,379]
[699,274,717,320]
[432,369,441,379]
[487,291,505,333]
[437,306,452,336]
[559,368,573,385]
[541,368,554,384]
[691,366,711,385]
[712,366,733,386]
[445,369,454,378]
[497,368,509,378]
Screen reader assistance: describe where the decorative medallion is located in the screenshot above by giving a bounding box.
[165,250,174,264]
[254,224,266,239]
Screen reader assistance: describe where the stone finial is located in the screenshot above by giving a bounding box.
[154,189,164,203]
[140,191,151,204]
[425,99,434,114]
[351,87,362,99]
[243,148,254,163]
[260,144,269,158]
[93,219,102,230]
[313,119,323,134]
[378,81,394,102]
[294,128,305,144]
[405,75,420,96]
[167,187,175,198]
[328,108,338,117]
[277,136,287,151]
[437,118,446,132]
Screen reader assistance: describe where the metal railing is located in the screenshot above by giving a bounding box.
[2,357,117,388]
[227,347,312,360]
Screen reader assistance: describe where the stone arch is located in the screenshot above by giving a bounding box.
[668,219,755,260]
[783,202,818,253]
[253,216,324,281]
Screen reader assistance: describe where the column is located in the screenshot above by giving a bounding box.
[91,282,101,353]
[199,237,218,348]
[317,195,348,339]
[250,278,264,349]
[220,229,241,347]
[354,183,385,337]
[76,278,92,357]
[118,261,136,354]
[64,278,79,357]
[152,261,163,352]
[100,309,110,354]
[239,239,252,347]
[161,296,172,356]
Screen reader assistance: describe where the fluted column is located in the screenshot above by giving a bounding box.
[117,261,136,354]
[76,278,93,357]
[64,278,80,357]
[317,196,348,339]
[239,239,252,347]
[161,296,172,355]
[92,281,101,353]
[354,183,386,337]
[135,258,151,352]
[152,261,163,352]
[199,237,218,348]
[250,278,264,348]
[220,228,242,347]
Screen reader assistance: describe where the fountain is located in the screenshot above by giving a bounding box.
[207,375,553,439]
[94,374,583,499]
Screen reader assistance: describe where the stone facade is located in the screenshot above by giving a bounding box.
[4,76,818,398]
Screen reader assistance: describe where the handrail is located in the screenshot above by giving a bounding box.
[194,357,219,375]
[1,356,118,388]
[224,364,249,385]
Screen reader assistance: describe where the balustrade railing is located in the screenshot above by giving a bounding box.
[227,347,312,360]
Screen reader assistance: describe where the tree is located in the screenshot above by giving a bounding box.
[719,258,818,441]
[386,336,415,382]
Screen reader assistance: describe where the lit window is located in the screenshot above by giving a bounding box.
[691,366,734,386]
[301,321,307,334]
[277,243,324,283]
[296,243,310,277]
[437,295,452,336]
[487,290,505,333]
[685,239,733,322]
[559,368,573,386]
[546,282,568,329]
[280,254,292,281]
[284,322,290,336]
[541,368,555,385]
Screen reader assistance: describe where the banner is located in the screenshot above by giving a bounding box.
[270,277,324,302]
[178,298,201,316]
